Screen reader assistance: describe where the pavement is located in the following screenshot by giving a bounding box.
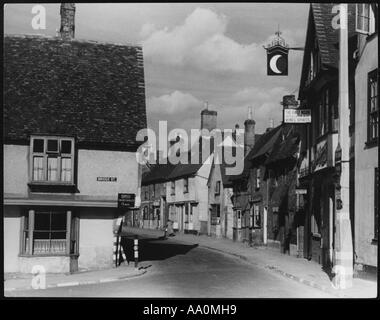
[122,226,378,299]
[4,264,146,293]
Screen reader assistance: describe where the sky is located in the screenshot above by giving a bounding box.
[4,3,310,136]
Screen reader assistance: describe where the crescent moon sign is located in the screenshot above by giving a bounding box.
[270,54,282,74]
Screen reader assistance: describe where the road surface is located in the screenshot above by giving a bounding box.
[7,235,334,298]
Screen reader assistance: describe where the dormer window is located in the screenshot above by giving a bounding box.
[30,136,75,184]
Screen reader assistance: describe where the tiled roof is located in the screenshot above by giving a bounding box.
[265,126,300,165]
[249,125,283,161]
[228,129,281,182]
[141,149,205,184]
[4,35,147,150]
[311,3,356,69]
[299,3,357,97]
[142,163,176,185]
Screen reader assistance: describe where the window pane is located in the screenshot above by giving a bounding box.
[33,156,44,180]
[51,213,67,231]
[51,231,66,239]
[47,139,58,152]
[47,157,58,181]
[61,140,72,154]
[34,213,50,231]
[33,139,44,153]
[34,231,50,239]
[61,158,72,182]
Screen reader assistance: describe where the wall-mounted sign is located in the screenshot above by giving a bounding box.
[284,109,311,123]
[295,189,307,195]
[97,177,117,182]
[118,193,135,208]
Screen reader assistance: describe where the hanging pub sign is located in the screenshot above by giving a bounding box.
[264,31,289,76]
[118,193,135,209]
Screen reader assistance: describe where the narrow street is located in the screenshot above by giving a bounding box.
[7,235,334,298]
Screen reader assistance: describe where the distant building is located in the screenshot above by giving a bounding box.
[228,114,266,244]
[207,134,241,240]
[353,3,378,277]
[140,108,217,235]
[3,4,147,273]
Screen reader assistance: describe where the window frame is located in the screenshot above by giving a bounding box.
[215,181,221,195]
[183,178,189,193]
[152,184,156,198]
[170,181,175,195]
[255,168,261,190]
[20,209,77,256]
[367,69,379,146]
[30,136,75,185]
[356,3,376,35]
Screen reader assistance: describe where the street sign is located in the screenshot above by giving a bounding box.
[284,109,311,123]
[118,193,135,209]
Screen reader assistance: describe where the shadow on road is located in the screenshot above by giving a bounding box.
[119,236,198,263]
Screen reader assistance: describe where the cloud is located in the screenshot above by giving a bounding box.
[141,7,266,73]
[139,22,156,39]
[147,86,290,135]
[232,86,287,105]
[148,90,202,115]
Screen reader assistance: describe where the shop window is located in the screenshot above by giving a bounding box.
[21,210,78,255]
[368,69,378,145]
[30,136,74,183]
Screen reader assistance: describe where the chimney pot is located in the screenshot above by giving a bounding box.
[244,107,256,155]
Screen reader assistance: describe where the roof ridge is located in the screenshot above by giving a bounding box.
[4,33,142,49]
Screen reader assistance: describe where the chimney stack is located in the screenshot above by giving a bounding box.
[266,119,274,132]
[60,3,75,40]
[244,106,256,155]
[281,94,298,109]
[201,102,217,132]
